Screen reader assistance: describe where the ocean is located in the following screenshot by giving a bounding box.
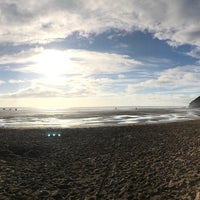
[0,106,199,128]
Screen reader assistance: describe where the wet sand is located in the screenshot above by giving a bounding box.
[1,120,200,199]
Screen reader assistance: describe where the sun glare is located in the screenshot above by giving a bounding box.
[36,50,70,80]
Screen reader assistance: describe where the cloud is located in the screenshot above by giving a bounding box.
[1,72,138,99]
[0,80,5,85]
[0,74,113,98]
[0,44,147,100]
[0,66,197,107]
[0,47,43,65]
[0,0,200,49]
[2,1,200,107]
[1,86,64,98]
[142,57,172,65]
[127,64,200,93]
[186,47,200,59]
[1,45,199,106]
[8,79,26,83]
[2,48,142,75]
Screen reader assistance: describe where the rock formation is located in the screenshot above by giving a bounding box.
[189,96,200,108]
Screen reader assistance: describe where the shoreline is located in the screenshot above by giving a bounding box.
[1,107,198,129]
[1,120,200,199]
[0,117,200,130]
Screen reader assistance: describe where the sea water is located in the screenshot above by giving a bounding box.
[0,106,199,128]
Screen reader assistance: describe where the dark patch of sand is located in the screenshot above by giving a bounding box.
[1,120,200,199]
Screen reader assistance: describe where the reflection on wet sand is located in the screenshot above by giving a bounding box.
[0,107,199,128]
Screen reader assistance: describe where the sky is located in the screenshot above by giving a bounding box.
[0,0,200,108]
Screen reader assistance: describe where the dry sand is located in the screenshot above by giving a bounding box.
[1,120,200,199]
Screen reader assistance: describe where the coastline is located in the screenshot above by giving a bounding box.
[1,120,200,199]
[0,117,199,130]
[0,106,198,129]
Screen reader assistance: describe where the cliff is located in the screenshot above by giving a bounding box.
[189,96,200,108]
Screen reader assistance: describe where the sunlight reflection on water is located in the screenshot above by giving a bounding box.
[0,107,199,128]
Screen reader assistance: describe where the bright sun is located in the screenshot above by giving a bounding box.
[36,50,70,80]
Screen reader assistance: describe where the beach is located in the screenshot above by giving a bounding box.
[1,120,200,199]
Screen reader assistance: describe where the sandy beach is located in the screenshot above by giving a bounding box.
[1,120,200,199]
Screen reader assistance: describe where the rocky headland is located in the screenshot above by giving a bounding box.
[189,96,200,108]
